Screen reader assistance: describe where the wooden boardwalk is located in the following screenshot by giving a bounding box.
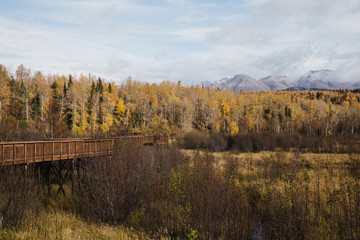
[0,135,168,166]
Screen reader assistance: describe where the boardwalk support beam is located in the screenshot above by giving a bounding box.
[48,160,74,195]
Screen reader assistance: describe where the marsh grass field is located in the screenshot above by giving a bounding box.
[1,139,359,239]
[182,149,360,239]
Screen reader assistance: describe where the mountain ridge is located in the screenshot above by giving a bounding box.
[202,70,360,92]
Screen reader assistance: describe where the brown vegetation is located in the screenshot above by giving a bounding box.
[0,138,359,239]
[0,165,42,228]
[182,131,360,154]
[72,141,360,239]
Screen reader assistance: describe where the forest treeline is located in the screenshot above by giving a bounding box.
[0,64,360,140]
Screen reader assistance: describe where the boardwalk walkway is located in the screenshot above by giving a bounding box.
[0,135,168,166]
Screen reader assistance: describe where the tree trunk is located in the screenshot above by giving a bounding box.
[41,95,44,122]
[50,120,54,139]
[61,95,64,119]
[324,121,329,138]
[72,98,76,130]
[26,95,29,122]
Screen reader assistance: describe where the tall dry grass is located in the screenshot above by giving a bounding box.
[0,210,160,240]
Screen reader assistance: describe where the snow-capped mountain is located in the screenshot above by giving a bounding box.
[214,74,270,92]
[201,70,360,92]
[258,75,293,91]
[294,70,340,90]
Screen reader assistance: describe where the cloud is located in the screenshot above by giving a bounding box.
[168,27,216,42]
[165,0,192,6]
[0,0,359,84]
[256,0,360,26]
[333,56,360,82]
[206,24,268,46]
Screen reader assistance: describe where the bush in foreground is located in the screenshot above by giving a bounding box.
[0,165,42,228]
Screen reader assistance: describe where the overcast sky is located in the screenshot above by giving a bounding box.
[1,0,360,84]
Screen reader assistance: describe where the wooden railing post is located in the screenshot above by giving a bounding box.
[99,140,102,155]
[43,142,45,162]
[112,139,114,154]
[13,143,15,164]
[94,140,96,156]
[24,143,27,164]
[1,144,3,165]
[34,143,36,162]
[68,141,70,159]
[52,142,54,161]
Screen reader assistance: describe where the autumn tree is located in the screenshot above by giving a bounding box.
[0,65,10,125]
[15,64,32,122]
[32,71,50,122]
[46,79,68,138]
[1,63,360,138]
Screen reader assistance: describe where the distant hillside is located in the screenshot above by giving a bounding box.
[213,74,270,92]
[258,75,293,91]
[202,70,360,92]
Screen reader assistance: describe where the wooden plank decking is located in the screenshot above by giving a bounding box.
[0,135,168,166]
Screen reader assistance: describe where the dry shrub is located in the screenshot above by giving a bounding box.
[75,141,184,225]
[182,132,228,152]
[143,152,249,239]
[182,132,208,149]
[207,134,228,152]
[75,141,249,239]
[348,154,360,179]
[0,165,42,227]
[183,132,360,155]
[183,153,248,239]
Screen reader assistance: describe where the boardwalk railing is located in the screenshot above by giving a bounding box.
[0,139,115,166]
[0,135,169,166]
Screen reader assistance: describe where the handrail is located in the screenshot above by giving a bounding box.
[0,135,168,166]
[0,139,115,166]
